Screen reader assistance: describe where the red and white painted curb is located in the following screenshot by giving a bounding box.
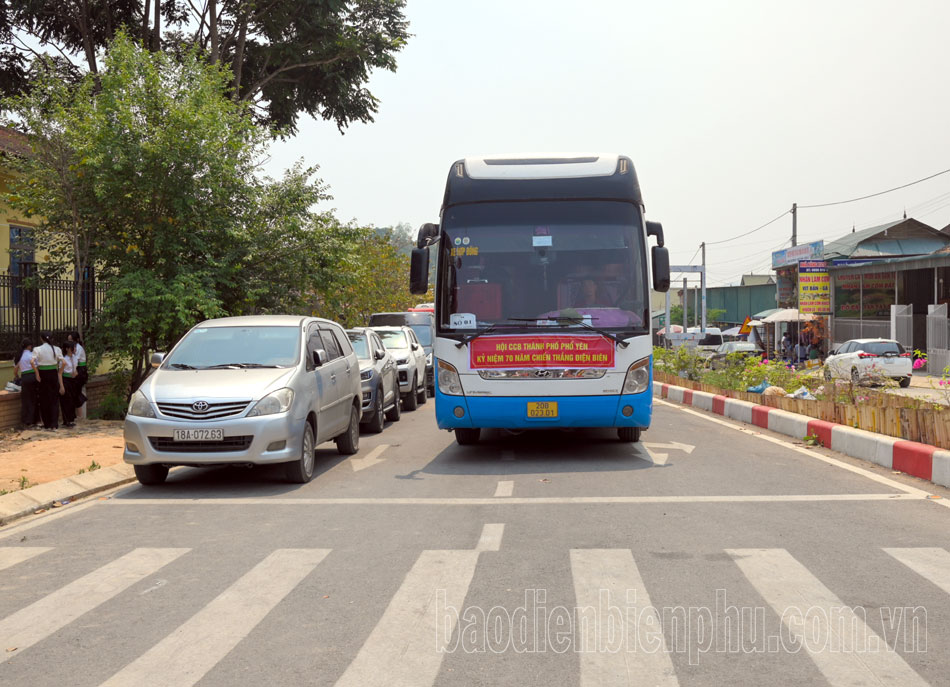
[654,382,950,489]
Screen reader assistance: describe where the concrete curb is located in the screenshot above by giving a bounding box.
[654,382,950,489]
[0,463,137,526]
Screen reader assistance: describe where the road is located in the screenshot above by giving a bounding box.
[2,397,950,686]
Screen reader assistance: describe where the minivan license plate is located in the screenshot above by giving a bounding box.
[527,401,558,418]
[174,428,224,441]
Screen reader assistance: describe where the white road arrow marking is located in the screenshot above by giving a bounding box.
[640,445,669,466]
[643,441,695,454]
[351,444,390,472]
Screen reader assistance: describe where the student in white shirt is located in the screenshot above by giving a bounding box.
[14,338,39,427]
[60,340,78,428]
[34,331,65,430]
[68,332,88,420]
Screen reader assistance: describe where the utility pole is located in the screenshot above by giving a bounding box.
[682,278,688,332]
[700,242,706,332]
[791,203,797,247]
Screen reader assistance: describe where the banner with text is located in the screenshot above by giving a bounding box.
[469,335,615,369]
[798,260,830,314]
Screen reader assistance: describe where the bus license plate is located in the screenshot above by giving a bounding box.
[527,402,558,418]
[174,428,224,441]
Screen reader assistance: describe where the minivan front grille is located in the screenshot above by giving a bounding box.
[157,401,251,420]
[149,436,253,453]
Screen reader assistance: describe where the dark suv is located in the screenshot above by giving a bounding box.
[368,312,435,394]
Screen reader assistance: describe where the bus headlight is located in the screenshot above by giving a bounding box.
[622,358,650,394]
[438,359,463,395]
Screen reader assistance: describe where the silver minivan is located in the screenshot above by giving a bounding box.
[123,315,362,485]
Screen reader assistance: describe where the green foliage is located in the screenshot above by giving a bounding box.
[90,370,133,420]
[668,306,727,326]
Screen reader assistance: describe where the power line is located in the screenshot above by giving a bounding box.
[798,166,950,209]
[704,210,791,246]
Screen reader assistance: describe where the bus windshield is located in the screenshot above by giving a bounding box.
[439,201,647,332]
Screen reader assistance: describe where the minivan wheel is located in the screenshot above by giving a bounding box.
[899,376,911,388]
[134,464,169,486]
[285,422,315,483]
[336,405,360,455]
[385,374,401,422]
[823,367,832,381]
[403,376,419,411]
[366,389,385,433]
[454,428,480,445]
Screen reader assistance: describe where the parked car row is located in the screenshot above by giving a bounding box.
[123,310,437,487]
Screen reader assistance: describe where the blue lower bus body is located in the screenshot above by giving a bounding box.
[434,379,652,431]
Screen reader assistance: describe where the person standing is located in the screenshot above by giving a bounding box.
[14,338,39,427]
[781,332,792,361]
[33,332,65,430]
[59,340,78,428]
[68,332,88,420]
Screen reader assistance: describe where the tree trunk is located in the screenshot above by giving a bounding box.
[77,0,99,73]
[142,0,150,42]
[232,14,247,98]
[152,0,161,51]
[209,0,219,64]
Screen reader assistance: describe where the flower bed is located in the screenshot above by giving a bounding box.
[654,349,950,449]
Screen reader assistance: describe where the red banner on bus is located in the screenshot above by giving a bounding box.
[469,335,615,369]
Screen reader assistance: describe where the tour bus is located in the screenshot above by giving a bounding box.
[409,154,670,445]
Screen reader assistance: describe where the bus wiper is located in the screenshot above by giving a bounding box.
[454,326,497,348]
[505,318,630,348]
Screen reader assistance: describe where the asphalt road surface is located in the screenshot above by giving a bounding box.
[2,397,950,686]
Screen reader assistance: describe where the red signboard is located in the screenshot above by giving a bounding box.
[469,335,615,369]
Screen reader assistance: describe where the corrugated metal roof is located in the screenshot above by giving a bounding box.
[823,218,947,259]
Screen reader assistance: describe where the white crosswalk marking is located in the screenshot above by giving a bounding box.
[884,547,950,596]
[0,548,188,664]
[494,480,514,497]
[728,548,928,687]
[571,549,679,686]
[0,547,52,572]
[334,549,481,687]
[100,548,330,687]
[476,523,505,551]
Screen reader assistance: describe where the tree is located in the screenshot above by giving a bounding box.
[0,0,409,134]
[669,305,727,327]
[4,33,267,390]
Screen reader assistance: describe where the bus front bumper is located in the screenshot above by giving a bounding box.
[434,390,651,431]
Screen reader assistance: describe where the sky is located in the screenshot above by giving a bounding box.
[264,0,950,287]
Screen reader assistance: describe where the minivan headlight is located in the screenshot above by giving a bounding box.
[247,388,294,417]
[360,369,373,381]
[623,358,651,394]
[127,390,155,418]
[438,359,463,396]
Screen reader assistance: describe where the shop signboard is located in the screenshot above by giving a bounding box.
[772,241,824,269]
[798,260,830,314]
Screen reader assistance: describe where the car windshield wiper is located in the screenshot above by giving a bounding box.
[505,317,631,348]
[205,363,278,369]
[169,363,197,370]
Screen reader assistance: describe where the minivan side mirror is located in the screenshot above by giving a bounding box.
[312,349,327,368]
[410,248,430,295]
[374,349,385,360]
[651,245,670,292]
[150,352,165,368]
[411,342,420,351]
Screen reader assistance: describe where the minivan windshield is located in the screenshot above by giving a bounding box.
[409,324,432,346]
[378,331,408,349]
[164,326,300,369]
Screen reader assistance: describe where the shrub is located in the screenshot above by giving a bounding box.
[90,370,132,420]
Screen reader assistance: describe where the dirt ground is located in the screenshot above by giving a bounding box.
[0,420,125,492]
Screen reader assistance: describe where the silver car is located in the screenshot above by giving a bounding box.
[123,315,362,485]
[346,327,401,432]
[371,325,427,411]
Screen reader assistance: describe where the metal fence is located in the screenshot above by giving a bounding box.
[893,303,914,350]
[0,272,106,358]
[927,304,950,376]
[833,318,890,345]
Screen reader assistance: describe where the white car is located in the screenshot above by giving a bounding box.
[371,326,428,410]
[823,338,912,387]
[687,327,724,358]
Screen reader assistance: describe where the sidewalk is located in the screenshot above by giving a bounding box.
[0,420,132,525]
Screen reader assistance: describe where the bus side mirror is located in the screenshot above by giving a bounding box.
[410,248,430,295]
[652,245,670,292]
[646,220,665,248]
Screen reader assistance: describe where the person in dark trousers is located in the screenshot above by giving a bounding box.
[14,338,40,427]
[33,331,64,430]
[60,340,78,428]
[68,332,88,419]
